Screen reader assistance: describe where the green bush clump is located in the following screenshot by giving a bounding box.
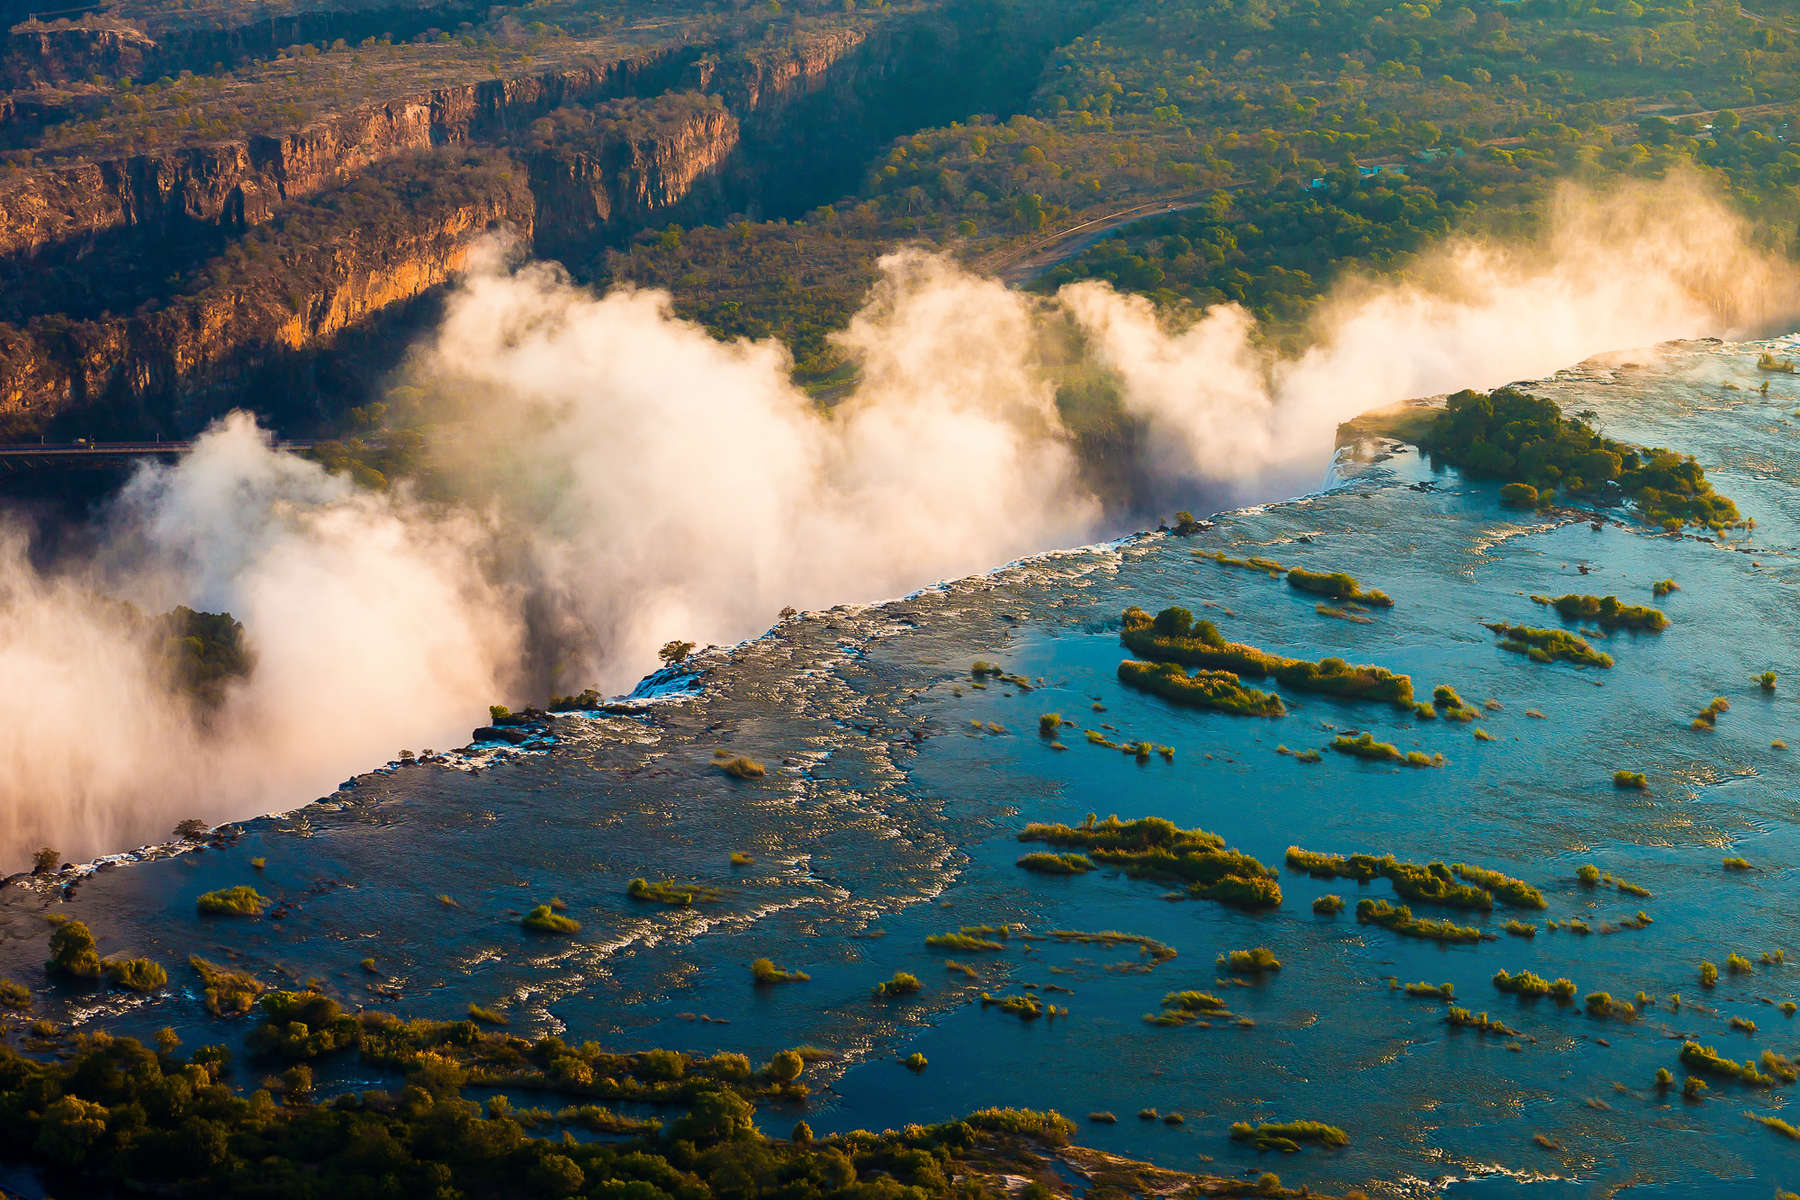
[1019,815,1280,909]
[925,927,1009,951]
[1016,852,1094,875]
[1693,697,1731,730]
[1421,388,1741,531]
[0,979,28,1009]
[1038,713,1064,736]
[1727,952,1754,974]
[189,956,264,1017]
[523,905,581,935]
[1403,981,1454,999]
[196,886,268,917]
[1286,847,1505,910]
[1584,992,1636,1019]
[46,921,101,979]
[979,993,1053,1021]
[718,756,767,779]
[903,1052,928,1073]
[873,972,923,999]
[467,1004,507,1026]
[1502,920,1537,938]
[1492,969,1576,1000]
[1723,856,1753,871]
[1218,947,1281,974]
[1486,623,1613,668]
[1451,863,1547,910]
[751,958,809,984]
[1356,898,1486,943]
[1045,930,1176,969]
[1499,482,1541,509]
[1653,579,1680,597]
[1614,770,1648,789]
[1312,894,1345,915]
[1286,567,1392,607]
[1120,607,1414,709]
[1532,594,1668,632]
[1229,1120,1350,1151]
[1680,1041,1775,1086]
[1577,864,1602,887]
[1146,990,1231,1026]
[627,878,722,906]
[1329,732,1442,767]
[1116,660,1286,716]
[1194,549,1288,575]
[1446,1007,1520,1036]
[104,958,167,993]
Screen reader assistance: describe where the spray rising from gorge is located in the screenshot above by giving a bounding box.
[0,176,1790,868]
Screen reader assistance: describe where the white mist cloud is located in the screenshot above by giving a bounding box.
[0,175,1790,868]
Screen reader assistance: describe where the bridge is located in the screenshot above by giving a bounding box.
[0,440,319,470]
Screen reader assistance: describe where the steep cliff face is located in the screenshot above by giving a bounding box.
[528,94,739,262]
[0,44,696,261]
[0,21,158,90]
[0,149,531,430]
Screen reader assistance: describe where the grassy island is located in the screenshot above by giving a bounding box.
[1019,815,1281,909]
[873,972,924,999]
[1121,607,1415,709]
[1485,623,1614,668]
[1288,848,1496,910]
[522,904,581,935]
[196,886,269,917]
[1356,898,1487,943]
[1218,947,1282,974]
[751,958,810,985]
[1287,568,1393,607]
[1116,660,1287,716]
[1532,594,1669,632]
[627,878,723,907]
[1146,990,1233,1026]
[1329,732,1443,767]
[1229,1121,1350,1151]
[1418,387,1741,531]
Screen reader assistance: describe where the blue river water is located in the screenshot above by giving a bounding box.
[2,336,1798,1197]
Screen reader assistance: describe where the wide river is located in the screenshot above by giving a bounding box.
[3,336,1798,1197]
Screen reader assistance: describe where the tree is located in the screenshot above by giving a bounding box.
[48,921,101,979]
[659,640,696,666]
[32,847,59,875]
[173,819,210,840]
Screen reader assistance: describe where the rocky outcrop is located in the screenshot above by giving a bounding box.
[0,43,696,261]
[0,148,530,429]
[0,20,158,89]
[528,93,739,260]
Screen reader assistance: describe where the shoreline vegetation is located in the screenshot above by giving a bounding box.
[0,987,1330,1200]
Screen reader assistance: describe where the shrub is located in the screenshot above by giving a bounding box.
[189,956,263,1017]
[1533,594,1668,632]
[1700,961,1719,988]
[1018,815,1279,909]
[750,958,809,984]
[104,958,167,993]
[1577,864,1602,887]
[903,1052,927,1073]
[1230,1120,1350,1150]
[1486,623,1613,668]
[47,922,101,979]
[1356,898,1485,943]
[1652,579,1679,597]
[1115,660,1286,716]
[0,980,28,1009]
[1756,671,1778,691]
[628,878,722,906]
[718,756,766,779]
[1500,482,1540,508]
[1119,607,1414,708]
[1614,770,1647,789]
[1312,894,1345,915]
[1218,947,1281,974]
[522,905,581,935]
[1502,920,1537,938]
[196,886,268,917]
[31,847,59,875]
[1723,856,1753,871]
[467,1003,507,1025]
[873,972,923,999]
[1330,732,1442,767]
[1286,567,1393,607]
[1680,1041,1775,1086]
